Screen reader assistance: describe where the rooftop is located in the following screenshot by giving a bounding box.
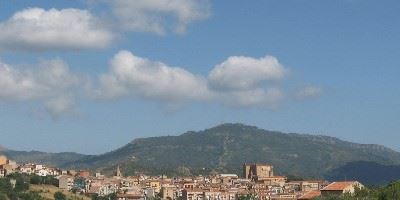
[321,181,357,191]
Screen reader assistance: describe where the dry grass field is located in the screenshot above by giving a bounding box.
[30,184,91,200]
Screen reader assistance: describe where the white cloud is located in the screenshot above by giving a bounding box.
[0,59,81,117]
[109,0,210,34]
[208,55,287,91]
[96,51,289,107]
[96,50,212,102]
[0,8,114,51]
[296,86,322,99]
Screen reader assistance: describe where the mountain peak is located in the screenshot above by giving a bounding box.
[207,123,259,131]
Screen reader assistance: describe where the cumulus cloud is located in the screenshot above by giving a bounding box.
[109,0,210,34]
[296,86,322,99]
[95,50,212,102]
[0,59,81,117]
[0,1,210,51]
[95,51,289,107]
[0,8,114,51]
[209,55,287,91]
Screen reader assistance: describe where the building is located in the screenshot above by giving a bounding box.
[115,165,122,178]
[243,163,274,180]
[162,186,178,200]
[59,176,74,190]
[0,163,17,175]
[183,189,204,200]
[18,164,34,175]
[78,170,90,178]
[298,190,321,200]
[218,174,238,185]
[321,181,364,196]
[0,155,7,166]
[0,168,5,177]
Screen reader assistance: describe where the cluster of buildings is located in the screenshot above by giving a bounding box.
[0,155,60,177]
[0,155,364,200]
[0,155,18,177]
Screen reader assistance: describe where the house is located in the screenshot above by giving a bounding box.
[321,181,364,196]
[204,189,237,200]
[87,180,118,196]
[0,168,4,177]
[218,174,238,185]
[298,190,321,200]
[0,155,7,166]
[36,169,50,176]
[19,164,34,175]
[78,170,90,178]
[257,176,287,187]
[1,164,16,175]
[182,189,204,200]
[162,186,178,200]
[59,176,74,190]
[149,180,161,193]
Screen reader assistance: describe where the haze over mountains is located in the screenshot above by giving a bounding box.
[2,123,400,185]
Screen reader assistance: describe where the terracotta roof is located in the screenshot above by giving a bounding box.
[321,181,356,191]
[298,190,321,200]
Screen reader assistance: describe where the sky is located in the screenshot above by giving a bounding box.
[0,0,399,154]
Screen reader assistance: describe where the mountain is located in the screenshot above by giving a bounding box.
[325,161,400,186]
[0,148,88,167]
[60,123,400,179]
[3,123,400,183]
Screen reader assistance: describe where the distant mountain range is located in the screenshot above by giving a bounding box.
[325,161,400,186]
[2,123,400,185]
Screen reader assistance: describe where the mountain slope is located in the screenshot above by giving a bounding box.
[0,149,88,167]
[325,161,400,186]
[61,123,400,178]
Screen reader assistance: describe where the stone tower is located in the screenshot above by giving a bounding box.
[115,165,122,177]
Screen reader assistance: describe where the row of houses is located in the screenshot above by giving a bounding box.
[1,155,364,200]
[55,163,364,200]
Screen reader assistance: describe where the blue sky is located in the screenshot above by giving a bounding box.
[0,0,399,154]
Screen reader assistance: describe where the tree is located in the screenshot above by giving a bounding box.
[54,191,66,200]
[0,193,8,200]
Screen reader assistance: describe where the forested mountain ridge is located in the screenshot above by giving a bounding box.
[2,123,400,184]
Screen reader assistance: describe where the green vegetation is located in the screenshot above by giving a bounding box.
[54,191,67,200]
[238,194,258,200]
[68,124,400,182]
[3,123,400,185]
[0,174,44,200]
[0,175,89,200]
[30,184,91,200]
[0,150,87,168]
[315,181,400,199]
[30,174,59,186]
[325,161,400,186]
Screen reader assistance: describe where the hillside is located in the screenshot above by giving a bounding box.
[30,184,91,200]
[0,149,88,167]
[56,123,400,179]
[325,161,400,186]
[3,123,400,182]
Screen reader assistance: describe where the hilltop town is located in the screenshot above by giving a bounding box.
[0,155,365,200]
